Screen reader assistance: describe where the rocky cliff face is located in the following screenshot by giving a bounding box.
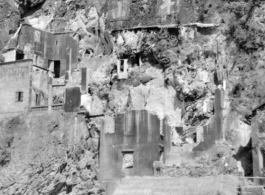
[0,113,103,195]
[0,0,20,53]
[1,0,265,194]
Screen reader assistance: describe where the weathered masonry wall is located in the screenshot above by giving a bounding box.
[100,110,171,181]
[2,49,16,62]
[0,60,32,113]
[17,24,79,77]
[193,88,224,151]
[31,66,49,107]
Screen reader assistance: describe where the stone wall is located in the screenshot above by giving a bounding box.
[31,66,49,107]
[2,49,16,62]
[17,24,79,77]
[100,110,171,181]
[0,60,32,113]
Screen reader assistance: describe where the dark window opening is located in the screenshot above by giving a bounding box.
[78,35,82,41]
[122,151,134,169]
[92,27,96,34]
[88,88,92,95]
[16,52,24,61]
[120,60,124,72]
[159,144,164,158]
[35,94,41,106]
[54,61,61,78]
[132,53,140,66]
[85,50,90,55]
[16,92,23,102]
[193,132,197,143]
[84,49,94,57]
[84,49,92,57]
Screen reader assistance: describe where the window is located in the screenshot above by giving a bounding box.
[35,94,41,106]
[122,151,134,169]
[120,60,124,72]
[54,60,61,78]
[15,92,23,102]
[117,59,128,79]
[16,52,24,61]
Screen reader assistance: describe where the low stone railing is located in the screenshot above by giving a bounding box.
[52,104,64,111]
[30,104,64,112]
[30,106,48,112]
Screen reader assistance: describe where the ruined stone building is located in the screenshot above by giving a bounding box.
[0,23,79,113]
[100,110,171,180]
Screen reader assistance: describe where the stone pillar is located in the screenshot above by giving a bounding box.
[214,88,224,140]
[69,48,72,81]
[81,67,87,93]
[139,56,142,69]
[252,117,264,184]
[48,77,53,112]
[196,126,204,143]
[28,64,33,113]
[223,80,227,91]
[48,61,54,111]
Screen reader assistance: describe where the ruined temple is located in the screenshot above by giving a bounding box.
[1,0,265,195]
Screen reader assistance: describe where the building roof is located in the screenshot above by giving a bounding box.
[112,24,178,31]
[182,23,220,28]
[21,23,73,35]
[0,59,33,66]
[33,65,50,72]
[2,47,23,54]
[111,23,220,32]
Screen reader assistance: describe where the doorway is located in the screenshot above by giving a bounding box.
[54,60,61,78]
